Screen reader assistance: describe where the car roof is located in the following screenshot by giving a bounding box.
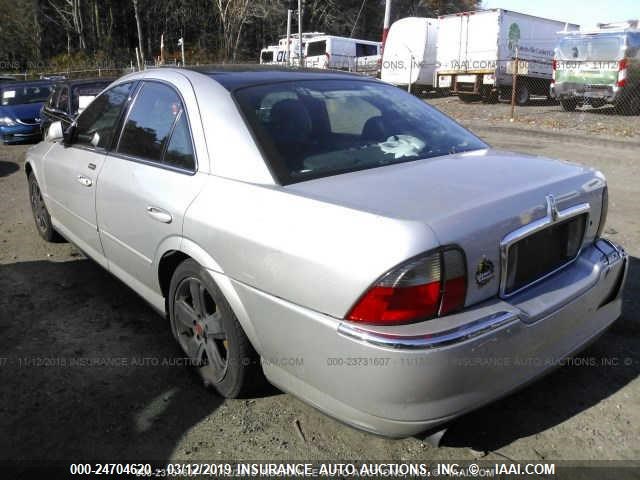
[184,65,375,91]
[51,77,115,89]
[0,80,54,89]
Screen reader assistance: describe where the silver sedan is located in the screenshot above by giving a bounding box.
[25,67,628,437]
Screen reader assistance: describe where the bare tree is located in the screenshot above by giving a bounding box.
[213,0,251,61]
[48,0,86,50]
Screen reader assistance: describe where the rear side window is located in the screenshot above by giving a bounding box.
[118,82,195,171]
[307,40,326,57]
[74,82,134,149]
[164,112,195,170]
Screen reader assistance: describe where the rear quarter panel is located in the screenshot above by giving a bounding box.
[182,175,440,319]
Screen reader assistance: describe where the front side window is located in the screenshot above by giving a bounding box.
[74,82,134,149]
[72,82,109,114]
[235,80,487,184]
[57,87,69,113]
[117,82,183,164]
[46,87,59,108]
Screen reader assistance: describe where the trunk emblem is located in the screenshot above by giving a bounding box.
[475,257,495,286]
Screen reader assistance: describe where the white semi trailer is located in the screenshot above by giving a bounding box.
[436,9,579,104]
[380,17,439,93]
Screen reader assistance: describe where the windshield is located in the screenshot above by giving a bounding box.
[235,79,487,184]
[557,35,623,61]
[1,84,53,106]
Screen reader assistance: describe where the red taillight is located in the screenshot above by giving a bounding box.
[346,248,467,325]
[552,59,557,70]
[618,58,628,87]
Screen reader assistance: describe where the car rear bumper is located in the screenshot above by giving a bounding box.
[225,239,628,437]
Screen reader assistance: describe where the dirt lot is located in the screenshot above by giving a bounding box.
[0,104,639,465]
[428,95,640,139]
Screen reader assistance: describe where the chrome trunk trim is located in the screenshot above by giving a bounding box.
[499,201,591,298]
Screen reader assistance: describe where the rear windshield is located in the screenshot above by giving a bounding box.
[557,35,623,61]
[235,79,487,184]
[261,51,274,63]
[1,84,53,106]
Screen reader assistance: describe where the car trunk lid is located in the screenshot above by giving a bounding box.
[285,148,605,306]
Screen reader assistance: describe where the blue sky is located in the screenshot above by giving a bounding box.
[482,0,639,29]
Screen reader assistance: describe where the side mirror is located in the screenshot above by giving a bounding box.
[90,131,100,147]
[46,121,63,143]
[63,123,76,147]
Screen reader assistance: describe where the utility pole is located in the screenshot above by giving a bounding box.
[298,0,303,67]
[286,9,292,66]
[178,38,185,66]
[160,33,165,65]
[382,0,391,53]
[510,46,519,121]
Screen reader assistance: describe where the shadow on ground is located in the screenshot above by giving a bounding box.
[1,254,637,460]
[440,255,639,452]
[0,160,19,177]
[0,258,228,463]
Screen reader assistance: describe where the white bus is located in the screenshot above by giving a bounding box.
[304,35,381,75]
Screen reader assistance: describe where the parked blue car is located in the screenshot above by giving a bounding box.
[0,81,54,144]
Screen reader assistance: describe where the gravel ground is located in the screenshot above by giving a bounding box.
[426,95,640,139]
[0,111,638,466]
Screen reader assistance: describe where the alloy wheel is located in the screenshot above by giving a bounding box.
[30,179,48,234]
[173,276,229,385]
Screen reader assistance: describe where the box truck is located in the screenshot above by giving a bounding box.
[436,9,579,104]
[380,17,438,93]
[552,20,640,114]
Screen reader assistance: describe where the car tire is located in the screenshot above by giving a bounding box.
[28,172,62,242]
[560,99,578,112]
[168,259,261,398]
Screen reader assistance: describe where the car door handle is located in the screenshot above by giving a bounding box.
[146,206,173,224]
[77,175,92,187]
